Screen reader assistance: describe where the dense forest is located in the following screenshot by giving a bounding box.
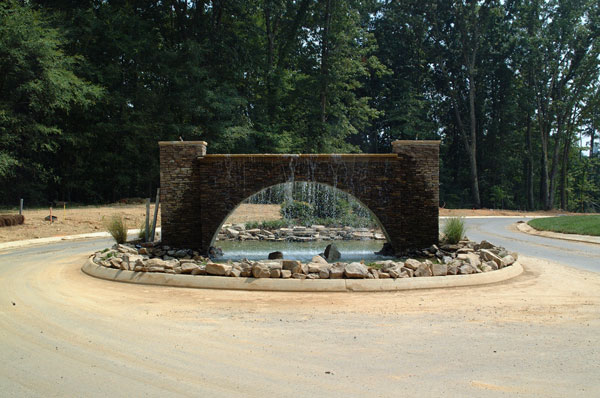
[1,0,599,211]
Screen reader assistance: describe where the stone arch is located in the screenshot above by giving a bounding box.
[208,181,393,248]
[159,141,439,255]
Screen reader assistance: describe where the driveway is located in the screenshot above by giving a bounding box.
[1,219,599,397]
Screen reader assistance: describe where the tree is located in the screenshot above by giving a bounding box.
[0,1,102,203]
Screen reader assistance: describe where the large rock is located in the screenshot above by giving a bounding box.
[414,262,432,277]
[344,262,369,279]
[252,264,271,278]
[270,269,282,278]
[308,262,329,273]
[403,259,421,271]
[329,264,345,279]
[181,262,199,274]
[206,262,232,276]
[431,263,448,276]
[122,254,144,270]
[225,228,240,239]
[146,258,167,268]
[501,255,516,268]
[311,255,329,265]
[323,244,341,261]
[479,240,495,250]
[459,264,477,274]
[268,251,283,260]
[281,270,292,279]
[282,260,303,274]
[480,249,502,267]
[117,244,138,254]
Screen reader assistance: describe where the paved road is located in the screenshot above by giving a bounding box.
[1,219,599,397]
[459,218,600,273]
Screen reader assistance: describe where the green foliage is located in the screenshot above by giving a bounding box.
[0,1,102,202]
[281,201,314,221]
[528,216,600,236]
[0,0,598,213]
[105,215,127,244]
[443,217,466,244]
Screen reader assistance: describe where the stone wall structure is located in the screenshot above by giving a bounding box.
[159,140,440,254]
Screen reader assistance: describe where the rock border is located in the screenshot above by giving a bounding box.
[82,258,523,292]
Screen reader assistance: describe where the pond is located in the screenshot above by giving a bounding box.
[217,239,393,263]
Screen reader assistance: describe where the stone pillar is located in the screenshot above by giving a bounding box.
[159,141,207,248]
[392,140,440,249]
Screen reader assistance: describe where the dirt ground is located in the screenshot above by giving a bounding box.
[1,244,599,396]
[0,203,589,243]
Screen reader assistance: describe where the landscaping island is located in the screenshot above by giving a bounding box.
[89,239,518,281]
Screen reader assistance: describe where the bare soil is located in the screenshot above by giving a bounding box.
[0,203,590,243]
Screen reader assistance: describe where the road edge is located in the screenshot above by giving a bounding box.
[81,258,523,292]
[515,222,600,245]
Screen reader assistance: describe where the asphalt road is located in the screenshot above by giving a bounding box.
[1,218,599,397]
[460,218,600,273]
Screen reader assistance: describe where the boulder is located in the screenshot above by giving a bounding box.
[292,273,307,279]
[378,271,391,279]
[252,264,271,278]
[459,264,477,274]
[206,262,232,276]
[368,268,380,279]
[147,266,165,272]
[403,259,421,271]
[122,254,144,270]
[311,255,329,265]
[480,249,502,267]
[501,255,516,268]
[480,264,493,272]
[282,260,303,274]
[117,244,138,254]
[431,263,448,276]
[191,265,207,275]
[479,240,495,250]
[344,262,369,279]
[225,228,240,239]
[329,264,345,279]
[319,269,330,279]
[181,262,199,274]
[268,251,283,260]
[281,270,292,279]
[484,260,498,271]
[269,269,281,278]
[324,244,341,261]
[414,262,432,277]
[400,267,414,277]
[146,258,167,268]
[308,262,329,273]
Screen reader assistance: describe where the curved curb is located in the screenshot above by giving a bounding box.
[82,258,523,292]
[515,222,600,245]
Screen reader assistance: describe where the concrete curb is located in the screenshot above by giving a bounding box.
[0,228,159,252]
[82,258,523,292]
[516,222,600,245]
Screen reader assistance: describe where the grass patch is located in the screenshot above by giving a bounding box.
[105,215,127,244]
[528,216,600,236]
[443,217,466,244]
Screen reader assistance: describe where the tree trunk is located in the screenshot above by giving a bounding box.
[525,115,535,210]
[467,68,481,208]
[320,0,332,125]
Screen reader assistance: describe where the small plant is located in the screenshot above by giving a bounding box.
[105,215,127,244]
[138,222,147,241]
[443,217,466,244]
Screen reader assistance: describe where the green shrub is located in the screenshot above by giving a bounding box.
[281,200,314,220]
[138,222,147,240]
[443,217,465,244]
[105,215,127,244]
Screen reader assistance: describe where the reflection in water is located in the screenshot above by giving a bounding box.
[218,239,392,262]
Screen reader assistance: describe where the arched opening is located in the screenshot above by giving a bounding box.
[211,182,392,262]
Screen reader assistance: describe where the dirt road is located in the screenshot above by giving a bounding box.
[1,239,599,397]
